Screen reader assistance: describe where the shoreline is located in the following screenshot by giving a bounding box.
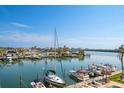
[0,56,85,62]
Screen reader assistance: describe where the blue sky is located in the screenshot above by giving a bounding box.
[0,5,124,49]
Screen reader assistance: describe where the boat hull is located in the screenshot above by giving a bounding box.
[69,73,89,82]
[44,77,65,87]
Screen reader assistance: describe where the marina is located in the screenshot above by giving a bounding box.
[0,51,122,88]
[0,5,124,89]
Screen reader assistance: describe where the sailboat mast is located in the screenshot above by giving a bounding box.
[56,29,59,49]
[53,28,59,71]
[54,28,57,59]
[54,28,59,58]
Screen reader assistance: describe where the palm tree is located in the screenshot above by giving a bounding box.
[119,45,124,75]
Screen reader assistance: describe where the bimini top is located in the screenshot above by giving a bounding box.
[45,70,56,76]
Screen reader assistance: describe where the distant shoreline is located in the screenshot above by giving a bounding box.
[85,49,119,53]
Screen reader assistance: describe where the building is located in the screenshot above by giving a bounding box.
[6,50,18,58]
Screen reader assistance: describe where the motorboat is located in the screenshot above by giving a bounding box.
[44,70,65,87]
[31,79,46,88]
[88,63,116,76]
[69,69,89,81]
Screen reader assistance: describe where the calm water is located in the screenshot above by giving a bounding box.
[0,51,122,88]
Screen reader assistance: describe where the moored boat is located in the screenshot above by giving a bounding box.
[87,63,117,77]
[44,70,66,87]
[69,69,90,81]
[44,29,66,87]
[31,79,46,88]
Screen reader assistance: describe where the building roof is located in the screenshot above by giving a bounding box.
[7,51,17,54]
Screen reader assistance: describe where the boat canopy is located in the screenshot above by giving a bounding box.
[45,70,56,76]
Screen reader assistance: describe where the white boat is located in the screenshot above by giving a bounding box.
[89,63,116,76]
[44,29,66,87]
[70,69,89,81]
[44,70,65,87]
[31,79,46,88]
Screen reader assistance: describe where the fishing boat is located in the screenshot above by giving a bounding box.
[44,28,66,87]
[31,79,46,88]
[69,69,89,81]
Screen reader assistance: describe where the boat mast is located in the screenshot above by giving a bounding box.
[53,28,56,71]
[53,28,59,71]
[54,28,66,82]
[54,28,59,57]
[54,28,57,59]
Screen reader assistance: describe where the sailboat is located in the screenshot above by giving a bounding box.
[44,28,66,87]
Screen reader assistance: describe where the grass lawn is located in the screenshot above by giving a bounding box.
[110,73,124,84]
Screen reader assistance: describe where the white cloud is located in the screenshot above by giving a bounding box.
[10,22,32,28]
[0,31,123,49]
[0,32,52,44]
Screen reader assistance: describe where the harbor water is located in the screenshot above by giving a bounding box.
[0,51,122,88]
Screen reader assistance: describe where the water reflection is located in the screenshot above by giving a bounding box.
[18,61,24,67]
[0,51,122,87]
